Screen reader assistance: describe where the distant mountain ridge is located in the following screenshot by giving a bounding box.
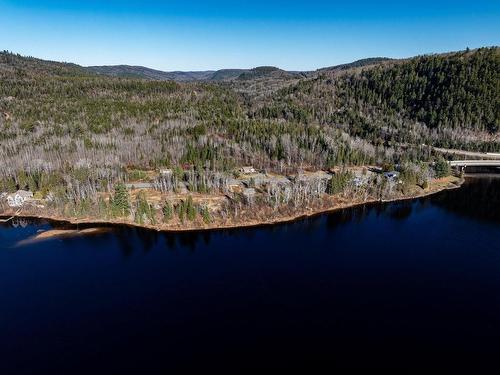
[1,49,397,82]
[236,66,303,80]
[86,64,303,82]
[1,50,394,82]
[85,58,393,82]
[86,65,215,82]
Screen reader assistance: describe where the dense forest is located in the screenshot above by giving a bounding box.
[249,47,499,152]
[0,47,497,225]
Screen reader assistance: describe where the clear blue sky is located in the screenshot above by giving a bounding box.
[0,0,498,71]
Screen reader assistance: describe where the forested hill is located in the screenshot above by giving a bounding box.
[0,47,498,190]
[0,51,88,77]
[87,65,301,81]
[317,57,393,73]
[0,46,498,218]
[252,47,499,151]
[344,48,499,133]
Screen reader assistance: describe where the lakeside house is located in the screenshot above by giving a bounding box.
[239,166,256,174]
[159,168,173,177]
[384,171,401,183]
[5,190,34,207]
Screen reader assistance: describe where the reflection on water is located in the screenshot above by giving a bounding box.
[0,177,499,372]
[431,176,500,223]
[2,177,499,256]
[9,217,30,228]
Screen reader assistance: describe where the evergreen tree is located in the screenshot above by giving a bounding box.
[111,183,130,217]
[134,191,152,224]
[327,171,352,195]
[200,205,211,224]
[162,201,173,222]
[434,158,451,178]
[177,203,185,224]
[186,196,196,221]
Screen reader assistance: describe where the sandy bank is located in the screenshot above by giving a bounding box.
[15,227,111,246]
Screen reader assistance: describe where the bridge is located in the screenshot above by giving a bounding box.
[431,146,500,160]
[449,160,500,168]
[428,145,500,171]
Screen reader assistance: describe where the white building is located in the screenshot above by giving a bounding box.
[239,166,256,174]
[160,168,173,176]
[6,190,33,207]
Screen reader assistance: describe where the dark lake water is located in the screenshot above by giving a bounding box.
[1,177,499,373]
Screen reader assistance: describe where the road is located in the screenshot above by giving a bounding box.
[432,146,500,160]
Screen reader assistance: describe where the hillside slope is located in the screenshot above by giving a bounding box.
[317,57,393,73]
[86,65,215,81]
[252,47,499,151]
[0,47,498,193]
[87,65,302,82]
[0,51,89,77]
[0,47,498,224]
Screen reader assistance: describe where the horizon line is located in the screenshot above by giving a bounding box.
[2,45,497,73]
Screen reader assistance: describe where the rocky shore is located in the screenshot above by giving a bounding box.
[2,176,463,240]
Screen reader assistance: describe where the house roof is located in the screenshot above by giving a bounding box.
[15,190,33,198]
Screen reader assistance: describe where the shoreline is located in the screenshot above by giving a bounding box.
[1,176,464,235]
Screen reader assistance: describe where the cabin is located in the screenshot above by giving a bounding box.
[239,166,256,174]
[159,168,173,177]
[6,190,33,207]
[383,171,401,184]
[383,171,400,180]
